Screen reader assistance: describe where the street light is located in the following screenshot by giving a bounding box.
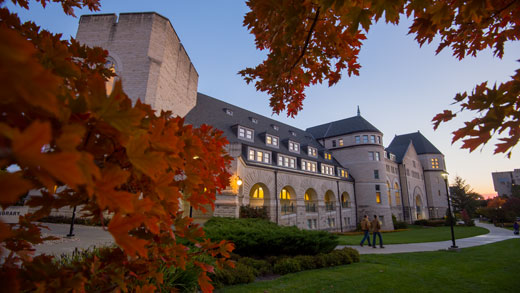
[441,171,458,250]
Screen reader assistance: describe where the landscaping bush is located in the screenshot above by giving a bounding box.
[157,263,200,293]
[273,258,301,275]
[391,214,408,229]
[212,262,255,288]
[292,255,316,270]
[340,247,360,263]
[461,209,475,226]
[313,253,328,268]
[237,257,272,276]
[414,219,446,227]
[204,217,339,257]
[239,205,269,220]
[39,215,111,226]
[329,250,352,265]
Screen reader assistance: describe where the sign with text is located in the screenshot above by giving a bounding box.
[0,206,29,224]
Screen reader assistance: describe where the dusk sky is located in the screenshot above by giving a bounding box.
[7,0,519,198]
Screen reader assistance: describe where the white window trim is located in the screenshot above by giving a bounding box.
[288,140,300,153]
[266,134,279,148]
[247,147,271,164]
[278,154,297,169]
[307,146,317,157]
[238,126,254,142]
[302,159,317,173]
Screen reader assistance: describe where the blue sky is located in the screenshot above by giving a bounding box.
[6,0,519,197]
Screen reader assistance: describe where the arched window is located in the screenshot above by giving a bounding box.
[341,192,350,208]
[325,191,335,211]
[251,186,264,199]
[394,182,401,205]
[280,187,295,215]
[305,189,317,212]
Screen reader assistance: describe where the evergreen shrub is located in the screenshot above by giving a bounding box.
[273,258,301,275]
[204,217,339,257]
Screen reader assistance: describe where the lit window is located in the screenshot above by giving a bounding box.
[308,147,317,157]
[280,188,290,199]
[266,134,279,147]
[238,126,254,141]
[289,141,300,153]
[376,192,381,204]
[321,164,334,175]
[278,154,296,169]
[363,135,368,143]
[394,182,401,205]
[251,186,264,198]
[332,140,337,147]
[370,135,375,143]
[324,152,332,160]
[248,147,271,164]
[339,139,344,146]
[355,136,360,144]
[431,158,439,169]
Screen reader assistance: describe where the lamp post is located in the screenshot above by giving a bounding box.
[441,171,458,250]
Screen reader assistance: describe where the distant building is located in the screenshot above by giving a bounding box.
[492,169,520,197]
[69,12,450,231]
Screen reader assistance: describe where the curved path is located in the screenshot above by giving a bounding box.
[338,221,519,254]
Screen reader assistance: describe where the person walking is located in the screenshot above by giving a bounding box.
[371,215,384,248]
[359,215,372,247]
[514,220,519,235]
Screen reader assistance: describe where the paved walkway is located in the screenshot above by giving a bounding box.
[338,221,519,254]
[32,221,519,256]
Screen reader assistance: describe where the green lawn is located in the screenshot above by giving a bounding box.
[337,225,489,245]
[218,239,520,293]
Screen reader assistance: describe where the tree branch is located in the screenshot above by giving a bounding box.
[290,6,321,72]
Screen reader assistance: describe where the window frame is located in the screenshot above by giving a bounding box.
[266,134,279,148]
[247,147,271,164]
[288,140,300,153]
[238,125,254,142]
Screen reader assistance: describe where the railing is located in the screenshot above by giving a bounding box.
[325,203,335,211]
[281,203,295,215]
[341,202,349,208]
[305,203,317,212]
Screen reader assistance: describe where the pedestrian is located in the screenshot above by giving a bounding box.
[514,220,519,235]
[359,215,372,247]
[371,215,384,248]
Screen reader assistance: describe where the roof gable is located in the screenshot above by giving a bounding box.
[387,131,442,163]
[306,115,381,139]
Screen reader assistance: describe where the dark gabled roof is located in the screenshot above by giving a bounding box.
[185,93,348,173]
[306,115,381,139]
[386,131,442,163]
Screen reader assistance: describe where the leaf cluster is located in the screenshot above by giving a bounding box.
[0,1,234,292]
[243,0,520,155]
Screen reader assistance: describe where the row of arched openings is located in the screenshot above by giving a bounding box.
[249,184,351,215]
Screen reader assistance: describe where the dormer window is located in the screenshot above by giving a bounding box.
[251,117,258,124]
[238,126,254,142]
[321,164,334,175]
[266,134,279,147]
[324,152,332,160]
[339,169,348,178]
[248,147,271,164]
[290,130,297,137]
[225,108,233,116]
[339,138,344,146]
[308,146,317,157]
[288,141,300,153]
[272,124,279,131]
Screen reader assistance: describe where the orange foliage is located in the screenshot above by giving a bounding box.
[242,0,520,156]
[0,1,233,291]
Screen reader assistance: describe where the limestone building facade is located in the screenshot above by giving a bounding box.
[73,12,450,231]
[492,169,520,197]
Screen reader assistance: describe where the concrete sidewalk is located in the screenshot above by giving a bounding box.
[33,222,114,256]
[338,221,519,254]
[32,220,519,256]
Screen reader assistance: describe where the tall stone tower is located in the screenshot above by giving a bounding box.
[75,12,198,117]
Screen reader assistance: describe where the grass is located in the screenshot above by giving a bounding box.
[218,239,520,292]
[337,225,489,245]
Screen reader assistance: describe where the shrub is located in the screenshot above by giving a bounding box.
[461,209,475,226]
[393,221,408,229]
[204,217,339,257]
[211,262,255,288]
[414,219,445,227]
[237,257,272,276]
[414,219,428,226]
[322,252,343,267]
[273,258,301,275]
[340,247,360,263]
[158,263,200,293]
[313,253,328,268]
[329,250,352,265]
[239,205,269,220]
[292,255,316,270]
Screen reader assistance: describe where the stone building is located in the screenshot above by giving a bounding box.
[70,12,450,231]
[492,169,520,197]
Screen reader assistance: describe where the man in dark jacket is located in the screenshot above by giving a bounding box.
[360,215,372,247]
[371,215,384,248]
